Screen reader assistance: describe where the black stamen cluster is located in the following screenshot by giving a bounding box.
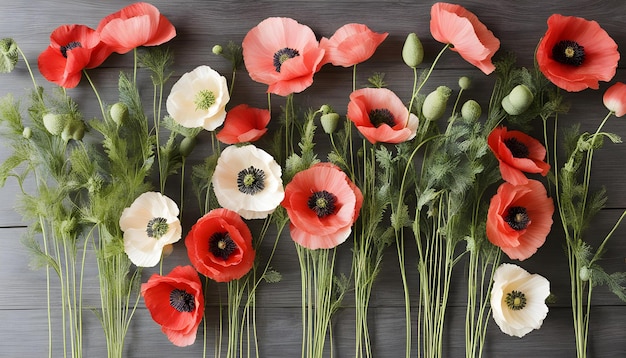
[273,47,300,72]
[505,206,530,231]
[237,166,265,195]
[60,41,82,58]
[552,40,585,66]
[369,108,395,128]
[504,137,530,158]
[308,190,337,218]
[169,288,195,312]
[209,232,237,260]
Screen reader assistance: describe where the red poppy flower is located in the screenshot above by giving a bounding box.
[96,2,176,54]
[536,14,619,92]
[242,17,325,96]
[430,2,500,75]
[141,265,204,347]
[185,208,255,282]
[38,24,110,88]
[319,23,388,67]
[486,180,554,261]
[347,87,419,144]
[603,82,626,117]
[487,126,550,185]
[282,163,363,249]
[216,104,271,144]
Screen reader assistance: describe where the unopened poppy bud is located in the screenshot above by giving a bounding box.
[212,45,223,55]
[422,86,452,121]
[319,104,331,114]
[22,126,32,139]
[162,244,174,258]
[320,112,340,134]
[0,38,18,73]
[179,136,197,157]
[43,113,67,136]
[461,99,482,121]
[501,84,534,115]
[72,122,85,141]
[579,266,591,281]
[402,33,424,68]
[110,102,128,125]
[458,76,471,90]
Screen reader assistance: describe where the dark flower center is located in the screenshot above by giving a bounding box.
[60,41,82,58]
[169,288,195,312]
[237,166,265,195]
[209,232,237,260]
[273,47,300,72]
[505,290,527,310]
[504,206,530,231]
[504,137,529,158]
[369,108,396,128]
[308,190,337,218]
[552,40,585,66]
[146,217,169,239]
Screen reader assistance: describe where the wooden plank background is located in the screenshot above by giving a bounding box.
[1,0,625,356]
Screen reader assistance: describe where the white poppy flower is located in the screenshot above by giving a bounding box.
[491,263,550,338]
[166,65,230,131]
[119,192,182,267]
[212,144,284,219]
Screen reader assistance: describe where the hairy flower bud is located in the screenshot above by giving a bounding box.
[43,113,67,136]
[458,76,471,90]
[110,102,129,125]
[320,112,340,134]
[461,99,482,121]
[22,126,32,139]
[579,266,591,282]
[422,86,452,121]
[0,38,18,73]
[212,45,223,55]
[502,84,534,115]
[179,136,197,157]
[319,104,331,115]
[402,33,424,68]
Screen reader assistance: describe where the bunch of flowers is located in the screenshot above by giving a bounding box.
[1,2,625,358]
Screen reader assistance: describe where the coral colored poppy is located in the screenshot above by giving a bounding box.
[242,17,325,96]
[97,2,176,54]
[141,265,204,347]
[430,2,500,75]
[603,82,626,117]
[536,14,619,92]
[486,180,554,261]
[282,163,363,249]
[185,208,255,282]
[347,87,418,144]
[319,23,388,67]
[487,126,550,185]
[216,104,271,144]
[38,24,110,88]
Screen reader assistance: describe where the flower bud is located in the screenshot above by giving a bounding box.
[22,126,32,139]
[42,113,67,136]
[110,102,129,125]
[320,112,340,134]
[458,76,471,90]
[71,122,85,141]
[461,99,482,121]
[179,136,197,157]
[579,266,591,282]
[422,86,452,121]
[501,84,534,116]
[162,243,174,258]
[319,104,331,115]
[212,45,223,55]
[402,33,424,68]
[0,38,18,73]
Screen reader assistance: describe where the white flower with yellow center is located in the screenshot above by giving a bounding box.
[120,192,182,267]
[212,144,284,220]
[166,65,230,130]
[491,263,550,338]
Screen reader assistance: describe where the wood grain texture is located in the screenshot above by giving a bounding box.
[1,0,625,357]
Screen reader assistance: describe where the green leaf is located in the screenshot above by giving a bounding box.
[263,269,282,283]
[0,38,18,73]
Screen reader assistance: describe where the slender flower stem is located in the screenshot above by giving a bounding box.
[82,70,107,121]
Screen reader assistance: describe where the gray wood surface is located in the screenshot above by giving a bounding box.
[1,0,625,357]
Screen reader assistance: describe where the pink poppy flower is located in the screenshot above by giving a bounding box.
[319,23,388,67]
[603,82,626,117]
[430,2,500,75]
[96,2,176,54]
[536,14,619,92]
[347,87,418,144]
[141,265,204,347]
[282,163,363,249]
[216,104,271,144]
[242,17,325,96]
[38,24,110,88]
[486,180,554,261]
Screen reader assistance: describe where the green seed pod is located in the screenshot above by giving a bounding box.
[461,99,482,121]
[579,266,591,282]
[402,33,424,68]
[110,102,129,125]
[22,126,32,139]
[422,86,452,121]
[458,76,472,90]
[179,136,197,157]
[320,112,340,134]
[212,45,223,55]
[43,113,67,136]
[501,84,534,115]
